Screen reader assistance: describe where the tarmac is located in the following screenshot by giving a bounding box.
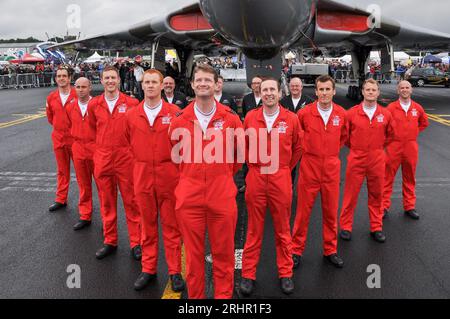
[0,82,449,299]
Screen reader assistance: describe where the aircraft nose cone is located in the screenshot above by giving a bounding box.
[200,0,314,59]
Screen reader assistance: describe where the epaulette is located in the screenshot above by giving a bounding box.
[226,108,238,116]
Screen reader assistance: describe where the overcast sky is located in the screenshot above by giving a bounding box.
[0,0,448,40]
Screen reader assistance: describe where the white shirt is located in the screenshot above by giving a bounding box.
[255,96,261,106]
[263,107,280,133]
[166,96,174,104]
[105,95,119,114]
[363,105,377,121]
[134,66,144,82]
[194,103,217,134]
[78,97,91,117]
[144,100,163,126]
[400,100,411,115]
[215,94,222,103]
[317,104,333,126]
[59,92,70,106]
[291,97,301,110]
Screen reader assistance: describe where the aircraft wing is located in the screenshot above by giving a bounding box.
[50,0,450,59]
[307,0,450,55]
[49,2,229,54]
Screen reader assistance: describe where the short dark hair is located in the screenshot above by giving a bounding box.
[315,75,335,89]
[260,77,281,91]
[192,64,218,83]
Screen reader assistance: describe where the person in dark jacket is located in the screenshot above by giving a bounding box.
[162,76,189,109]
[215,76,238,113]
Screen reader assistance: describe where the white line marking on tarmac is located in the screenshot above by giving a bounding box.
[205,249,243,270]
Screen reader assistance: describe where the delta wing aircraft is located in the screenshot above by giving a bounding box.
[52,0,450,98]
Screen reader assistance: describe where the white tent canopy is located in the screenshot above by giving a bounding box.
[338,51,410,64]
[84,51,105,63]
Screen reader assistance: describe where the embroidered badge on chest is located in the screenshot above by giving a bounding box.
[278,121,288,134]
[376,114,384,123]
[162,115,172,125]
[332,116,340,126]
[118,104,127,113]
[411,109,418,117]
[213,120,224,131]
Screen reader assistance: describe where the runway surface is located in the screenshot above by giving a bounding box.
[0,83,449,299]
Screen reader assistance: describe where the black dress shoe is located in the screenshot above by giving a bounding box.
[370,231,386,243]
[73,220,91,231]
[339,230,352,241]
[49,202,67,212]
[131,245,142,261]
[170,274,186,292]
[324,254,344,268]
[383,209,389,219]
[280,277,294,295]
[134,272,157,291]
[239,278,255,296]
[95,244,118,260]
[405,209,420,220]
[292,254,302,269]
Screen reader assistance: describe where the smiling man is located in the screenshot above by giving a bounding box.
[46,66,77,212]
[240,77,303,297]
[291,75,347,270]
[169,64,243,299]
[339,79,395,243]
[88,66,142,261]
[125,69,185,292]
[382,80,429,220]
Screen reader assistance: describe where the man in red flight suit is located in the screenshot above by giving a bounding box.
[66,77,98,231]
[240,77,303,296]
[383,80,429,220]
[88,66,141,260]
[169,64,243,299]
[125,69,185,292]
[339,79,395,243]
[291,75,347,270]
[46,66,77,212]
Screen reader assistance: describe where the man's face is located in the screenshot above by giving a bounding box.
[362,83,380,104]
[315,81,336,106]
[251,77,262,94]
[191,70,216,98]
[215,78,224,94]
[101,70,120,94]
[56,69,70,88]
[397,81,413,100]
[261,80,280,108]
[289,78,303,97]
[163,77,175,95]
[143,73,163,100]
[75,79,91,100]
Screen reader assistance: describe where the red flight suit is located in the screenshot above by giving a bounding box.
[169,102,243,299]
[125,101,183,275]
[241,106,303,280]
[383,100,429,212]
[66,97,98,221]
[88,93,141,248]
[46,88,77,204]
[340,104,395,233]
[292,102,347,257]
